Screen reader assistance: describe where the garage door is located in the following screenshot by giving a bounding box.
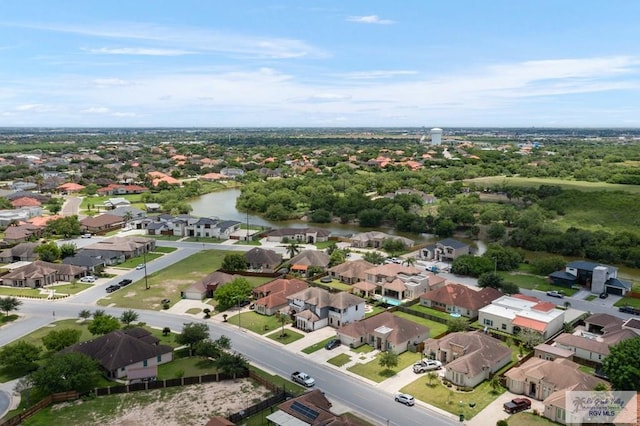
[606,286,623,296]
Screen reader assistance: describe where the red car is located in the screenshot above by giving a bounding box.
[503,398,531,414]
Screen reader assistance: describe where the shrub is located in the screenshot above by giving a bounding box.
[497,420,508,426]
[162,302,170,310]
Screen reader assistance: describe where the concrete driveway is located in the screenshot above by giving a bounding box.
[465,391,544,426]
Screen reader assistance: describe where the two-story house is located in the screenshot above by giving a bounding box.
[548,260,632,296]
[420,238,470,262]
[284,287,365,331]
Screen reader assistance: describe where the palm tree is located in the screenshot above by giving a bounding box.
[403,257,416,267]
[123,211,133,229]
[286,242,301,259]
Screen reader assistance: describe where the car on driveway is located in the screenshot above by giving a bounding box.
[80,276,96,283]
[599,292,609,299]
[395,393,415,406]
[503,397,531,414]
[325,338,341,350]
[546,290,564,298]
[413,359,442,373]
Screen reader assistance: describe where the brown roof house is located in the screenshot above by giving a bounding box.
[349,231,413,249]
[424,331,512,388]
[267,389,369,426]
[552,313,640,364]
[182,271,236,300]
[3,224,44,244]
[64,328,173,380]
[328,259,375,285]
[419,283,503,319]
[266,227,331,244]
[252,278,308,316]
[364,263,444,301]
[337,311,429,354]
[0,242,40,263]
[2,260,86,288]
[505,358,605,402]
[80,213,124,234]
[285,287,365,331]
[82,236,155,259]
[288,250,330,276]
[244,247,282,272]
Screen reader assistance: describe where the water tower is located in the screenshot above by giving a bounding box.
[430,128,443,145]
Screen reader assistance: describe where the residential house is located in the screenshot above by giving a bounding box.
[0,242,39,263]
[57,182,85,193]
[1,260,86,288]
[74,249,125,266]
[420,238,470,262]
[97,184,148,195]
[80,214,124,234]
[181,271,236,300]
[287,250,330,276]
[244,247,282,272]
[62,254,107,273]
[349,231,414,249]
[533,344,574,362]
[364,263,443,301]
[327,259,375,285]
[110,205,146,220]
[267,389,369,426]
[64,328,173,379]
[10,197,41,208]
[148,171,181,187]
[419,283,503,319]
[266,228,331,244]
[81,236,155,260]
[505,357,607,425]
[0,207,41,226]
[285,287,365,331]
[103,198,131,209]
[478,295,565,339]
[337,311,429,354]
[549,260,631,296]
[552,314,640,365]
[220,167,245,178]
[3,223,44,244]
[424,331,512,388]
[252,278,308,316]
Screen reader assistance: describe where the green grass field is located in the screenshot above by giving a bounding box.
[265,329,305,344]
[392,311,448,338]
[347,351,416,383]
[226,312,285,335]
[464,176,640,194]
[302,336,336,354]
[152,246,177,253]
[157,356,218,379]
[327,353,351,367]
[0,287,47,298]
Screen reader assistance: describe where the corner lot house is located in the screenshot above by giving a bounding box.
[548,260,631,296]
[244,247,282,272]
[82,236,155,259]
[337,311,429,354]
[181,271,236,300]
[478,294,565,339]
[65,328,173,379]
[424,331,512,388]
[284,287,365,331]
[1,260,86,288]
[80,213,124,234]
[420,238,470,262]
[419,283,502,319]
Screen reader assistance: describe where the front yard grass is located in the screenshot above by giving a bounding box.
[184,237,225,243]
[49,283,93,295]
[351,344,374,354]
[614,296,640,308]
[0,286,47,298]
[226,312,284,335]
[152,246,177,253]
[585,294,597,301]
[248,365,304,396]
[117,253,163,269]
[302,336,336,354]
[393,311,448,338]
[347,351,416,383]
[327,353,351,367]
[265,329,305,345]
[407,304,456,321]
[507,412,559,425]
[498,271,578,296]
[400,376,505,420]
[157,356,218,379]
[315,278,352,292]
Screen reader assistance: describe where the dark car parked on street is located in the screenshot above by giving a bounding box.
[119,279,132,286]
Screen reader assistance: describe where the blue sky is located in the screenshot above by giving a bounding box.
[1,1,639,127]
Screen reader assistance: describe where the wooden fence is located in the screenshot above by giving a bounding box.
[0,391,78,426]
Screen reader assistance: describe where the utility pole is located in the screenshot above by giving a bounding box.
[143,250,149,290]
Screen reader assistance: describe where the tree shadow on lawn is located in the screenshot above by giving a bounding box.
[379,368,396,379]
[195,359,217,369]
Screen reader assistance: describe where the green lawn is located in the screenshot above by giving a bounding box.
[152,246,177,253]
[226,312,285,335]
[157,356,218,379]
[49,283,93,295]
[351,344,374,354]
[464,176,640,194]
[0,286,47,298]
[327,353,352,367]
[585,295,597,301]
[146,235,182,241]
[614,297,640,308]
[400,376,505,420]
[248,365,304,396]
[117,252,163,269]
[315,278,353,292]
[265,329,305,345]
[498,271,578,296]
[365,305,386,318]
[347,352,417,383]
[507,412,559,425]
[0,314,18,325]
[408,304,456,321]
[392,311,448,338]
[302,336,337,354]
[96,250,235,310]
[183,237,225,243]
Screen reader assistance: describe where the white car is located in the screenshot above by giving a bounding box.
[80,276,96,283]
[395,393,415,406]
[136,264,146,270]
[413,359,442,373]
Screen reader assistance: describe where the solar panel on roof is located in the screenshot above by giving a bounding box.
[290,400,320,421]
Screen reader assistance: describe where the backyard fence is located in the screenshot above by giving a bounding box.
[0,391,78,426]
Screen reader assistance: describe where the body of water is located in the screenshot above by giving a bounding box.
[189,188,431,241]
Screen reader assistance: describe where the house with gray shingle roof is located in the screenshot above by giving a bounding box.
[337,311,429,355]
[244,247,282,272]
[424,330,512,387]
[285,287,365,331]
[64,328,173,379]
[2,260,86,288]
[420,238,470,261]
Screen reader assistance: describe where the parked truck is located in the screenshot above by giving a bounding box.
[291,371,315,387]
[503,398,531,414]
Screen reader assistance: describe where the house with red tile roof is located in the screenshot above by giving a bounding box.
[479,295,566,338]
[10,197,41,208]
[252,278,308,315]
[419,283,503,319]
[57,182,85,193]
[147,171,181,187]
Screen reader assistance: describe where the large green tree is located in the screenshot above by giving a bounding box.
[221,253,248,272]
[45,216,81,238]
[214,277,252,311]
[378,351,399,371]
[59,242,77,259]
[175,322,210,356]
[120,310,139,327]
[35,241,61,262]
[30,353,100,394]
[88,314,121,335]
[0,341,41,374]
[602,338,640,391]
[42,329,82,352]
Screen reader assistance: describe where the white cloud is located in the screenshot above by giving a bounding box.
[92,78,131,88]
[82,107,110,113]
[83,47,194,56]
[112,112,137,117]
[347,15,395,25]
[14,104,55,112]
[340,70,418,80]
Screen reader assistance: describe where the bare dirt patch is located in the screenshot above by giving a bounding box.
[53,379,271,426]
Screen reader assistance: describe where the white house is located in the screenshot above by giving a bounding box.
[478,294,565,339]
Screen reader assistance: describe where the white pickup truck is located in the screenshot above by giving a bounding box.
[291,371,315,387]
